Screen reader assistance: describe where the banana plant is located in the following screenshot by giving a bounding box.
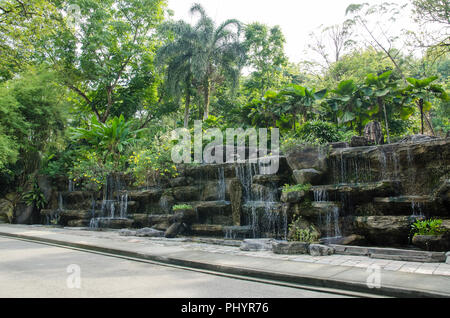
[401,76,449,135]
[278,84,327,131]
[71,114,146,165]
[326,79,372,136]
[365,70,399,143]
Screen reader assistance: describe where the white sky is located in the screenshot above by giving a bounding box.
[167,0,413,63]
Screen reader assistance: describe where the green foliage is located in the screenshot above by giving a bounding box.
[411,219,447,236]
[22,181,47,210]
[71,115,144,166]
[296,120,342,144]
[127,131,179,187]
[172,204,193,211]
[288,216,320,243]
[282,184,312,193]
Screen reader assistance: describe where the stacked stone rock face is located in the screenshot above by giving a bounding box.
[282,137,450,249]
[11,137,449,250]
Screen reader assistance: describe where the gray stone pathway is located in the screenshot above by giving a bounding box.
[14,225,450,277]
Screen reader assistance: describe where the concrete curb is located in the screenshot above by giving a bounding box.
[1,230,449,298]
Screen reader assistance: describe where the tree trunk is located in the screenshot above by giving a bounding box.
[418,99,424,134]
[184,91,191,129]
[203,80,211,120]
[380,97,391,144]
[424,113,435,136]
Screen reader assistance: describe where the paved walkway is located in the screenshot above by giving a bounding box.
[1,224,449,297]
[26,225,450,277]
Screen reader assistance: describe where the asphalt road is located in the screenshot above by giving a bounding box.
[0,237,348,298]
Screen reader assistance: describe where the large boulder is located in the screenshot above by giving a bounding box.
[285,145,328,172]
[165,222,185,238]
[292,169,323,185]
[350,136,369,147]
[272,241,310,255]
[412,234,450,252]
[173,208,197,224]
[240,239,275,251]
[354,216,411,246]
[0,196,14,223]
[309,244,335,256]
[136,227,164,237]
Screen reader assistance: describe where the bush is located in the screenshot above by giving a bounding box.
[411,219,447,236]
[297,120,342,144]
[282,183,312,193]
[172,204,193,211]
[288,216,320,243]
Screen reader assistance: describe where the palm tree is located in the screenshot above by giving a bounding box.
[157,21,197,128]
[189,3,245,120]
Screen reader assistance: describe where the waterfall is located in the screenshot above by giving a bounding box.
[89,174,129,230]
[313,188,342,242]
[68,180,74,192]
[236,160,286,240]
[217,167,226,201]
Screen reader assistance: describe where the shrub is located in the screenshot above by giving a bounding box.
[282,183,312,193]
[172,204,193,211]
[411,219,447,236]
[288,216,320,243]
[296,120,342,144]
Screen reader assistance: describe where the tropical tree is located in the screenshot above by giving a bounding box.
[364,70,398,143]
[71,115,145,166]
[44,0,167,123]
[326,79,373,136]
[401,76,449,134]
[243,23,288,98]
[188,3,245,120]
[157,20,198,128]
[278,84,327,130]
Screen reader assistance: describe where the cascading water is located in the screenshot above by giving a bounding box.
[313,188,342,243]
[236,161,287,240]
[89,175,129,230]
[217,167,226,201]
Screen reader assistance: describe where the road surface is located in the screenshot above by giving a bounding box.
[0,236,348,298]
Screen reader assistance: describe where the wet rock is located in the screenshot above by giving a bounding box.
[280,190,306,203]
[354,216,410,246]
[37,175,53,203]
[293,169,322,185]
[229,179,243,226]
[136,227,164,237]
[0,197,14,223]
[399,134,438,143]
[350,136,369,147]
[309,244,335,256]
[128,189,163,204]
[285,145,328,172]
[173,209,197,223]
[329,142,349,149]
[412,234,450,252]
[240,239,275,251]
[272,241,310,254]
[172,186,199,201]
[336,234,366,246]
[119,229,137,236]
[165,222,185,238]
[190,224,224,236]
[14,203,36,224]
